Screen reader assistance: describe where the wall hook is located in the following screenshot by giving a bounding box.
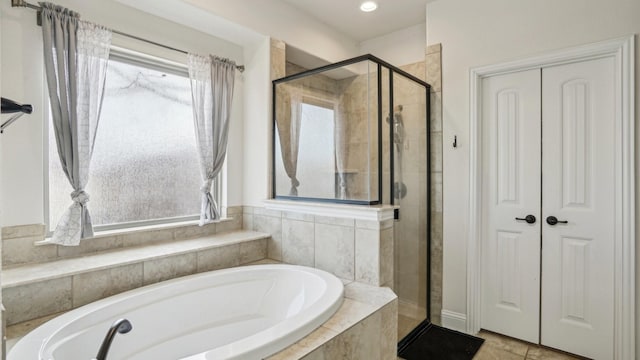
[453,135,457,148]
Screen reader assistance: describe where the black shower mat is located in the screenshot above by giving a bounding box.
[399,324,484,360]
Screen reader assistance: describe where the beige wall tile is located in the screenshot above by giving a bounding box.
[216,216,242,234]
[197,244,240,272]
[1,224,45,240]
[322,298,377,333]
[344,281,397,308]
[3,237,57,266]
[143,253,197,285]
[283,211,315,222]
[314,223,355,280]
[4,278,73,325]
[430,134,443,173]
[430,91,442,132]
[355,219,382,230]
[57,235,123,259]
[242,206,255,214]
[314,215,354,228]
[243,214,254,230]
[225,206,243,216]
[425,52,442,92]
[380,227,394,287]
[120,228,174,247]
[282,219,315,267]
[239,239,267,264]
[253,207,282,218]
[254,215,283,261]
[426,43,442,55]
[173,223,216,241]
[322,311,383,360]
[380,300,398,359]
[355,228,380,285]
[268,326,338,360]
[72,263,143,307]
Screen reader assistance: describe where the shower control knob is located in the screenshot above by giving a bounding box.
[515,215,536,224]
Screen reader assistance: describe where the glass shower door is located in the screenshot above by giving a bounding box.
[392,72,430,341]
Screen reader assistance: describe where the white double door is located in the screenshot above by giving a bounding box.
[480,56,615,359]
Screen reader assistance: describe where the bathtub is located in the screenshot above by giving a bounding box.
[9,264,344,360]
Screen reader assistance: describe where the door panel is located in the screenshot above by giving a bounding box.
[541,57,615,359]
[481,69,541,343]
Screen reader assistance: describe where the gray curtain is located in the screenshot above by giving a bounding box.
[275,85,302,196]
[41,2,112,245]
[188,54,236,225]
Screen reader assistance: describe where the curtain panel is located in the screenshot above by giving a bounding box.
[188,54,236,225]
[41,2,111,246]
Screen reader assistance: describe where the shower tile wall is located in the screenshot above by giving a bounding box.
[273,40,443,326]
[426,44,443,325]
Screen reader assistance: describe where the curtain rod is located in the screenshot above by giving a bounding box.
[10,0,245,72]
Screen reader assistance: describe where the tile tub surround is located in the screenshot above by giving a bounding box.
[6,263,397,360]
[245,201,395,287]
[268,281,397,360]
[1,206,244,267]
[2,228,269,325]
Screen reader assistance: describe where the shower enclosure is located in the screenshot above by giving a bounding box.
[272,54,433,346]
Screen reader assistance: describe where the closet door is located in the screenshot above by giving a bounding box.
[541,57,615,359]
[481,69,541,343]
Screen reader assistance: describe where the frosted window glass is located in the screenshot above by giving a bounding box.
[48,59,201,228]
[297,103,335,198]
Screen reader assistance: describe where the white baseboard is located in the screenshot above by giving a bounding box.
[441,309,467,333]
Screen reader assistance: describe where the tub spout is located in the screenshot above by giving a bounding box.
[95,319,132,360]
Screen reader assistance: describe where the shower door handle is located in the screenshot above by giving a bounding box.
[515,215,536,224]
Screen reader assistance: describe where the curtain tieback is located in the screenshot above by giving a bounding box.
[201,179,213,194]
[71,189,90,204]
[291,177,300,188]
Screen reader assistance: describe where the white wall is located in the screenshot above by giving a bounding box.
[183,0,359,65]
[359,23,426,66]
[242,38,272,207]
[426,0,640,349]
[0,0,244,226]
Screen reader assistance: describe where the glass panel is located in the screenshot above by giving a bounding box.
[392,72,429,340]
[49,58,200,228]
[380,67,391,204]
[274,60,380,203]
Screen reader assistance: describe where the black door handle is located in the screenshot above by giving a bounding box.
[546,216,568,225]
[515,215,536,224]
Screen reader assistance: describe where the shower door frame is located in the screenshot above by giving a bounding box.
[271,53,433,348]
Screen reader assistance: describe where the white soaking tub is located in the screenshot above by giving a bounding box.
[9,264,344,360]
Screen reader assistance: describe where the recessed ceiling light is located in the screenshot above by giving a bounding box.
[360,1,378,12]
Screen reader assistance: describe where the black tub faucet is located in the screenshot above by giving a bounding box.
[95,319,132,360]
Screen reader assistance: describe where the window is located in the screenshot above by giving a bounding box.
[296,101,336,198]
[47,51,216,232]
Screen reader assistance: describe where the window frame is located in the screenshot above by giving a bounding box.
[44,46,223,237]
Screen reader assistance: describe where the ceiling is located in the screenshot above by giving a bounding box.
[281,0,430,42]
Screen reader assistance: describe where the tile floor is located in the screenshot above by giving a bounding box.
[474,331,585,360]
[398,321,585,360]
